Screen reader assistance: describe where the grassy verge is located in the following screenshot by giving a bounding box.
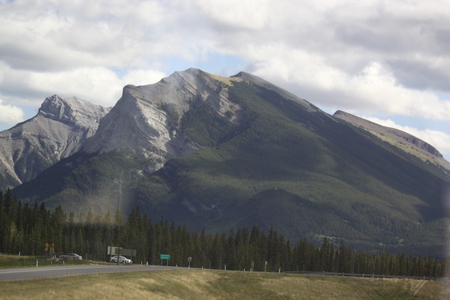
[0,254,96,268]
[0,269,448,300]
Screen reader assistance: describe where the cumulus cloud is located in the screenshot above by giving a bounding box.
[208,0,450,122]
[0,63,165,107]
[0,99,24,125]
[0,0,203,108]
[0,0,450,131]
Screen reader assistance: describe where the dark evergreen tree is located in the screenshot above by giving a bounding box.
[0,195,444,278]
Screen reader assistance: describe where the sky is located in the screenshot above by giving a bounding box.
[1,0,450,161]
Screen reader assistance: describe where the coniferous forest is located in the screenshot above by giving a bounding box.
[0,189,445,277]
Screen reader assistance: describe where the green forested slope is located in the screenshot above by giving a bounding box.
[13,80,450,258]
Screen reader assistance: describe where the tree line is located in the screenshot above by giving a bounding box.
[0,189,446,277]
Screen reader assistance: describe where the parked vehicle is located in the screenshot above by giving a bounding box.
[60,253,82,260]
[110,255,132,264]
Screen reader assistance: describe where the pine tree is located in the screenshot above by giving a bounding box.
[267,225,280,271]
[320,237,330,271]
[102,211,112,224]
[68,212,75,224]
[210,232,224,269]
[225,228,237,270]
[337,240,347,272]
[0,190,4,252]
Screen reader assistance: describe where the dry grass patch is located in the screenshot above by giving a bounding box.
[263,275,362,299]
[207,73,242,87]
[0,270,448,300]
[416,279,450,300]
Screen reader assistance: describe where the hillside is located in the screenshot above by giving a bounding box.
[334,110,450,177]
[1,270,448,300]
[12,69,450,258]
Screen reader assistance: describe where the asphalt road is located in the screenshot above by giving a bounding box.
[0,264,181,282]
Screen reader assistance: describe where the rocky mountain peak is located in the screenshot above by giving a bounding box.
[81,69,242,171]
[0,95,110,190]
[39,95,110,129]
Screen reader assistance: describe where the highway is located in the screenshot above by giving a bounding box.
[2,265,445,282]
[0,264,181,282]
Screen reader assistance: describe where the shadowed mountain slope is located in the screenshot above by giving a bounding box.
[334,110,450,176]
[12,69,450,258]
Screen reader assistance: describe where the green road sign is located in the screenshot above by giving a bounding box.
[160,254,171,260]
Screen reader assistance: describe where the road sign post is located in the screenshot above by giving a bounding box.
[188,256,192,268]
[160,254,171,266]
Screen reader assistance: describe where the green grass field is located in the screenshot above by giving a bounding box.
[0,269,448,300]
[0,254,95,268]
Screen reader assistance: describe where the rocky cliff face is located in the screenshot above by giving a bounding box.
[1,68,317,190]
[0,95,109,189]
[81,68,246,172]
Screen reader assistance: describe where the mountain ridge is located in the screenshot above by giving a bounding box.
[334,110,450,177]
[0,95,109,190]
[10,68,450,258]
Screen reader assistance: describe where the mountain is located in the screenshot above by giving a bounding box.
[12,68,450,258]
[80,69,228,170]
[0,95,110,190]
[333,110,450,175]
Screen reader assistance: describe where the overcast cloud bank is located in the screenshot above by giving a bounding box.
[0,0,449,159]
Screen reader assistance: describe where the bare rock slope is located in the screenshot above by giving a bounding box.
[81,69,235,170]
[81,68,319,173]
[0,95,109,189]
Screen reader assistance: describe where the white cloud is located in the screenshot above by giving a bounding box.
[0,4,160,71]
[0,99,24,125]
[0,63,165,108]
[1,0,450,130]
[121,69,166,87]
[193,0,272,31]
[243,47,450,121]
[177,0,450,124]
